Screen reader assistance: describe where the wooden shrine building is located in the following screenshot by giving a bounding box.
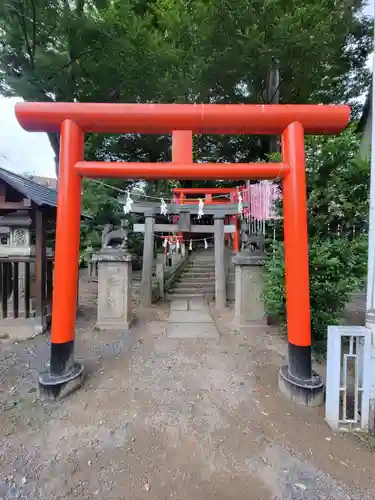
[0,167,57,339]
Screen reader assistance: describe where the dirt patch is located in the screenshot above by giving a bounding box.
[0,285,374,499]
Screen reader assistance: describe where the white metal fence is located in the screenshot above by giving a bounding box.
[325,325,372,431]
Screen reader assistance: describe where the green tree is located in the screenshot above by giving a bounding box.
[1,0,372,167]
[1,0,371,268]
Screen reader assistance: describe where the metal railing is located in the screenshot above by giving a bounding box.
[326,325,372,431]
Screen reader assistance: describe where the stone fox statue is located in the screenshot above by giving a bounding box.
[101,220,129,249]
[240,225,264,253]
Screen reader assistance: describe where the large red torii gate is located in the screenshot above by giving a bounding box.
[15,103,350,404]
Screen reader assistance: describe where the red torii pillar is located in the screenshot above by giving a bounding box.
[15,103,350,405]
[172,131,193,244]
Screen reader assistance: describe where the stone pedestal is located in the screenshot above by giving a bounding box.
[95,249,132,330]
[232,252,266,327]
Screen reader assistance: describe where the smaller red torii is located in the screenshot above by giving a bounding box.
[171,186,240,251]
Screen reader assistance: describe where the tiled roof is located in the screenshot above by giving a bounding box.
[0,167,57,208]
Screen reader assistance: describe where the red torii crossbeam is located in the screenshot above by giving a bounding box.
[15,102,350,404]
[16,102,348,134]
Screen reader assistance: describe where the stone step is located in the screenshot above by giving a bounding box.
[188,260,215,267]
[172,287,215,295]
[181,278,215,283]
[181,280,215,285]
[172,283,215,292]
[190,261,214,264]
[184,267,215,272]
[183,267,215,274]
[166,292,214,300]
[185,266,215,270]
[178,278,215,284]
[188,265,214,270]
[176,275,215,284]
[176,286,215,291]
[182,273,215,279]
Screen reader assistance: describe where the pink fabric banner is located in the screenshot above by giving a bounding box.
[230,182,281,220]
[170,182,281,221]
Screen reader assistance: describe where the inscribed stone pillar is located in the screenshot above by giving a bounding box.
[156,262,165,299]
[232,252,266,327]
[95,249,132,330]
[156,253,165,265]
[140,214,155,307]
[171,253,181,267]
[214,215,226,310]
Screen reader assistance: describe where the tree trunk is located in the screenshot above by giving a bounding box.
[265,66,280,154]
[48,132,60,178]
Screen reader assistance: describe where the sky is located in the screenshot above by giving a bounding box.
[365,0,375,17]
[0,0,374,179]
[0,96,56,178]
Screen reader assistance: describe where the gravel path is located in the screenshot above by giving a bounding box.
[0,280,374,499]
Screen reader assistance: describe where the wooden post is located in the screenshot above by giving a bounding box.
[35,207,46,331]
